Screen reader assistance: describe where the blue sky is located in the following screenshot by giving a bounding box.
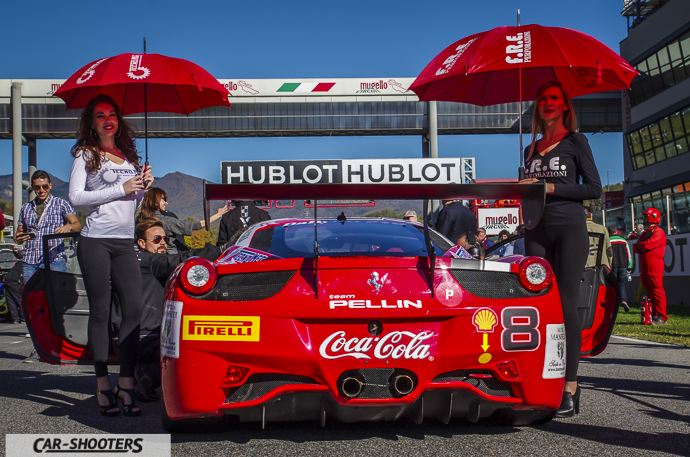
[1,0,629,186]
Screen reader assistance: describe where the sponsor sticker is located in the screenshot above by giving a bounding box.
[319,330,434,360]
[6,434,170,456]
[182,316,260,342]
[542,324,566,379]
[161,301,183,358]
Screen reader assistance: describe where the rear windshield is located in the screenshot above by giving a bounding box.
[253,220,451,258]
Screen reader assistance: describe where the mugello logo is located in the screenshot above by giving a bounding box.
[182,316,260,341]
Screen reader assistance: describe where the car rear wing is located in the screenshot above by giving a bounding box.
[203,181,546,230]
[203,180,545,299]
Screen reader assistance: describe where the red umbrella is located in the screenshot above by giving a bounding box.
[410,24,638,177]
[54,52,231,165]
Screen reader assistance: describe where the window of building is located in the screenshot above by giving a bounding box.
[628,183,690,234]
[629,32,690,106]
[627,103,690,169]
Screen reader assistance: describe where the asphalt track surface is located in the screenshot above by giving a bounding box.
[1,322,688,457]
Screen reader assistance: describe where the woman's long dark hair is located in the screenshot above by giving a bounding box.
[70,94,140,173]
[137,187,167,224]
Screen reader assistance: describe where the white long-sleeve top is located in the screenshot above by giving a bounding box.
[69,149,146,239]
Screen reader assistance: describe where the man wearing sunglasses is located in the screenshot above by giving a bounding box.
[133,217,225,401]
[14,170,81,281]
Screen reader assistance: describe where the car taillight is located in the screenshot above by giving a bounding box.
[179,258,217,295]
[223,365,249,385]
[518,256,553,292]
[496,360,520,380]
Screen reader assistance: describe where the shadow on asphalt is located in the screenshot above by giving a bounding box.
[583,356,689,371]
[0,369,165,434]
[167,416,528,444]
[545,421,688,454]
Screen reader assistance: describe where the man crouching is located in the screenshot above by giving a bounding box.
[133,218,224,401]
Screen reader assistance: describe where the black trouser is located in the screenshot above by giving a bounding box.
[4,262,24,322]
[77,237,142,378]
[525,223,588,383]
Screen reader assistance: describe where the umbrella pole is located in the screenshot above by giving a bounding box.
[517,9,525,181]
[143,37,150,185]
[518,68,525,181]
[144,82,150,184]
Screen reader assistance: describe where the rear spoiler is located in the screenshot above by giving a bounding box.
[204,182,545,229]
[203,181,545,299]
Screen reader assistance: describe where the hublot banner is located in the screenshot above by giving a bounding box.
[221,159,466,185]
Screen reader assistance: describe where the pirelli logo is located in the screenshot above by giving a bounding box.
[182,316,260,341]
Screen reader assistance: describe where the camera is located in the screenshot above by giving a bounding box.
[28,232,37,239]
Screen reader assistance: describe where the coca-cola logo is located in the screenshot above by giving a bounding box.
[319,330,434,360]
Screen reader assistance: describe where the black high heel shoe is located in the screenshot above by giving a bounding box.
[114,383,141,417]
[96,388,120,417]
[555,386,580,418]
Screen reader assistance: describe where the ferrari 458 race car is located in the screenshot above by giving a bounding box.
[22,162,620,431]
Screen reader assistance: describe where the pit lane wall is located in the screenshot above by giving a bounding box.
[627,234,690,306]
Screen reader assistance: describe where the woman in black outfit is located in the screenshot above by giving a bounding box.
[520,81,602,418]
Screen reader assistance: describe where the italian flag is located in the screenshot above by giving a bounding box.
[277,82,335,92]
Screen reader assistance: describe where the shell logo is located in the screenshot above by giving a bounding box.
[472,308,498,333]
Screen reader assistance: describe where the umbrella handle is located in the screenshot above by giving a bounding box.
[518,166,526,181]
[144,160,150,188]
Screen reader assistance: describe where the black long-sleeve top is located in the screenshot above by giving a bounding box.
[524,132,602,226]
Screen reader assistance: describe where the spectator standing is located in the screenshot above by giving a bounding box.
[0,207,5,240]
[608,225,632,312]
[584,206,612,269]
[217,201,271,247]
[14,170,81,282]
[513,224,526,255]
[4,246,24,323]
[476,227,494,250]
[634,208,668,325]
[495,229,513,256]
[69,94,153,417]
[628,223,644,240]
[519,81,602,418]
[435,200,477,244]
[403,211,418,223]
[137,188,226,254]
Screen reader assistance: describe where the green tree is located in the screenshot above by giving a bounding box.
[363,208,405,219]
[0,200,12,215]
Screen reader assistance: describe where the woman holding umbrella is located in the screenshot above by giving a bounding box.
[520,81,602,418]
[69,94,153,416]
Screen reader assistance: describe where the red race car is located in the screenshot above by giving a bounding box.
[23,172,619,431]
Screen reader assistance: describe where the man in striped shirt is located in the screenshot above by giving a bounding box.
[14,170,81,281]
[608,225,633,312]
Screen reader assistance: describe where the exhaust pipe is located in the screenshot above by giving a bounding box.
[341,377,363,398]
[393,375,415,396]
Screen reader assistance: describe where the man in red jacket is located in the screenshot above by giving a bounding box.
[634,208,668,324]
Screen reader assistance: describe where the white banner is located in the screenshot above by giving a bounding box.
[476,207,521,236]
[222,159,467,185]
[6,434,170,457]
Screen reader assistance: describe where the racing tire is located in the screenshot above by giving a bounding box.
[491,408,556,426]
[160,389,231,433]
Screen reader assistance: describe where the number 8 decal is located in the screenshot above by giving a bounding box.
[501,307,540,351]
